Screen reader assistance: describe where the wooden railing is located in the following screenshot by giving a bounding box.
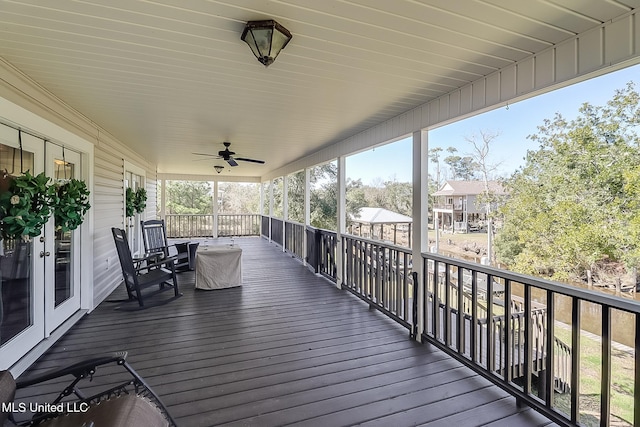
[165,214,261,238]
[261,215,269,239]
[261,218,630,426]
[284,220,305,260]
[270,218,283,246]
[218,214,261,237]
[166,214,212,238]
[343,235,414,331]
[421,252,640,427]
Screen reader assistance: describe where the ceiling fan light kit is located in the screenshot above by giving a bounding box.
[241,20,292,67]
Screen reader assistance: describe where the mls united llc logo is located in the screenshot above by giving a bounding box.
[2,402,90,413]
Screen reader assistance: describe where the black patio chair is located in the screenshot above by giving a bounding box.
[2,352,177,426]
[111,227,181,307]
[140,219,196,272]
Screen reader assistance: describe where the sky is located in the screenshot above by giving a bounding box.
[346,63,640,185]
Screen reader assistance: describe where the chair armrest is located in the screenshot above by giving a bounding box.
[134,254,178,272]
[16,352,128,389]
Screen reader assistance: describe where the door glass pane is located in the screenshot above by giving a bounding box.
[1,143,35,344]
[54,159,74,307]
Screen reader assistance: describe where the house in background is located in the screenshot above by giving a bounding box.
[432,180,506,233]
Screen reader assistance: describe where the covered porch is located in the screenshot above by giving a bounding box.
[14,237,552,427]
[2,1,640,426]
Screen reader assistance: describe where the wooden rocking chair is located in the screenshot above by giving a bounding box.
[111,227,181,307]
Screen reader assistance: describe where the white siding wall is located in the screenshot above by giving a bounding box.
[1,58,156,309]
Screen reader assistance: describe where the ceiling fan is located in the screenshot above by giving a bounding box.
[193,142,265,167]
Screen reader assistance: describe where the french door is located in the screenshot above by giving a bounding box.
[44,144,82,335]
[0,129,83,369]
[0,130,45,369]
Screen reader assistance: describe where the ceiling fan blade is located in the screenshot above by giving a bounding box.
[235,157,265,164]
[227,157,238,167]
[193,152,218,157]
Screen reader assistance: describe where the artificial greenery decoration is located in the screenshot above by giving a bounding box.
[134,188,147,213]
[125,187,147,217]
[125,187,136,217]
[53,178,91,232]
[0,171,55,240]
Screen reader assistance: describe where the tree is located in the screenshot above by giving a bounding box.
[166,181,212,214]
[443,147,478,180]
[495,82,640,281]
[465,130,502,263]
[287,171,305,223]
[429,147,443,186]
[218,182,260,214]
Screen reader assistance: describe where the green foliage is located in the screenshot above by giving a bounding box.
[495,82,640,280]
[166,181,212,214]
[286,171,305,223]
[272,177,284,218]
[443,147,479,180]
[0,171,55,240]
[218,182,260,214]
[125,187,147,217]
[53,178,91,232]
[125,187,135,217]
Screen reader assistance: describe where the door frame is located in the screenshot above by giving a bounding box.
[1,98,95,326]
[0,127,46,369]
[44,143,83,336]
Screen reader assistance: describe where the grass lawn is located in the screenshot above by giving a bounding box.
[553,326,634,426]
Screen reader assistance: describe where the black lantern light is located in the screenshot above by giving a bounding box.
[241,20,292,67]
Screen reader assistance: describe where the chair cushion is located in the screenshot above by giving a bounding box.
[0,370,16,425]
[39,394,169,427]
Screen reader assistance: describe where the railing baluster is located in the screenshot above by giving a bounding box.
[487,274,494,372]
[524,284,532,396]
[545,290,555,407]
[635,313,640,427]
[471,270,478,363]
[571,297,581,424]
[433,260,440,341]
[458,267,464,356]
[504,279,511,382]
[601,305,611,427]
[444,263,450,346]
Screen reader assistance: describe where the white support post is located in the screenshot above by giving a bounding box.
[259,182,265,237]
[412,130,429,342]
[303,168,311,266]
[269,179,274,242]
[160,178,166,221]
[336,156,346,288]
[282,175,288,252]
[213,180,219,239]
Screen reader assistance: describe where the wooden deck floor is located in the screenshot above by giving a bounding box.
[16,237,556,426]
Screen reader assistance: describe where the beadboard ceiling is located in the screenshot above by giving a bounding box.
[1,0,638,178]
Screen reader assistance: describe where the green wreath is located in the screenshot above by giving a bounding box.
[126,187,147,217]
[53,178,91,232]
[0,171,55,240]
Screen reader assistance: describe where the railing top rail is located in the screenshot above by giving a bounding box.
[283,219,305,227]
[343,233,412,255]
[165,213,212,216]
[305,225,337,235]
[423,252,640,314]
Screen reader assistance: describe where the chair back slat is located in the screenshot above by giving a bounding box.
[141,220,170,256]
[111,227,138,288]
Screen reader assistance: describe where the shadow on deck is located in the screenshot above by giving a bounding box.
[14,238,556,426]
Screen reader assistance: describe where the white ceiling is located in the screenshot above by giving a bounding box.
[1,0,638,178]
